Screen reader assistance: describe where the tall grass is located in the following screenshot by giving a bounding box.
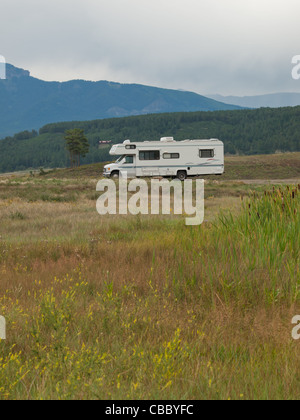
[0,183,299,399]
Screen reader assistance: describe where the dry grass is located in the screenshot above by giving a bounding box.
[0,172,299,400]
[3,151,296,181]
[219,152,300,180]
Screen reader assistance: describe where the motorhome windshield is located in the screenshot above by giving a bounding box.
[115,155,125,163]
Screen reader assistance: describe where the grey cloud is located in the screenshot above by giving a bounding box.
[1,0,300,95]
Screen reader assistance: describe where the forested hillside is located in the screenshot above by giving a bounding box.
[0,64,241,138]
[0,106,299,173]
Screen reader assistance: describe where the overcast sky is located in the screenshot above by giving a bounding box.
[1,0,300,96]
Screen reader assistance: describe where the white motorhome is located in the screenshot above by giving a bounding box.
[103,137,224,180]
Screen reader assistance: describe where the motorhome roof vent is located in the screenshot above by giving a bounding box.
[160,137,175,142]
[123,139,131,144]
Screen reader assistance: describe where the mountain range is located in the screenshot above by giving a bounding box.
[208,93,300,109]
[0,64,241,139]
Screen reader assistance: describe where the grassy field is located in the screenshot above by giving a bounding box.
[39,151,300,180]
[0,153,299,400]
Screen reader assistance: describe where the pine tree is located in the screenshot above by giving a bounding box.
[64,129,89,167]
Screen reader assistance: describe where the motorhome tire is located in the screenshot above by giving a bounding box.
[111,171,120,179]
[177,171,187,181]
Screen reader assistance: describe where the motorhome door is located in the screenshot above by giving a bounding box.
[120,155,136,178]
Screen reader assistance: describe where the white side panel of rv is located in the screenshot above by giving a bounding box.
[106,138,225,178]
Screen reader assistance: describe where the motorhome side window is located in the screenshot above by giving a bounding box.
[163,153,180,159]
[199,149,214,158]
[139,151,160,160]
[124,156,134,164]
[125,145,136,150]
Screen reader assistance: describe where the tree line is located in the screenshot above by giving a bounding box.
[0,106,299,173]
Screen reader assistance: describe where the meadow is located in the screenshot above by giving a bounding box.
[0,153,299,400]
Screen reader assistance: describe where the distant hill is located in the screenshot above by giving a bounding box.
[0,64,241,138]
[0,107,299,173]
[208,93,300,108]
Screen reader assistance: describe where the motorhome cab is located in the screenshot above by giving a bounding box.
[103,137,224,180]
